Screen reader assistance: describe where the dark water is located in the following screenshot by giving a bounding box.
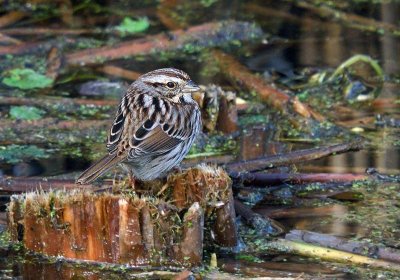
[0,0,399,279]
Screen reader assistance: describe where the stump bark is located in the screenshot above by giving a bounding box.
[7,165,236,266]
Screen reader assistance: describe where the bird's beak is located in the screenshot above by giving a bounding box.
[184,80,200,92]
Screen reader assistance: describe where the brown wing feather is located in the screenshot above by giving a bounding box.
[127,118,185,160]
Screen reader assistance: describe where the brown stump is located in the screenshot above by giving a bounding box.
[7,165,236,266]
[168,164,238,247]
[8,190,203,267]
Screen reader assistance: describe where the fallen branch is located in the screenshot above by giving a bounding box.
[226,140,364,174]
[0,32,22,45]
[66,21,263,66]
[233,172,368,186]
[295,0,400,37]
[0,11,27,28]
[286,229,400,264]
[211,49,325,122]
[267,239,400,272]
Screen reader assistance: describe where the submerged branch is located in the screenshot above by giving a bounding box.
[233,172,368,186]
[226,140,364,174]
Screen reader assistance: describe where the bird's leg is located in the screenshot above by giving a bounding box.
[128,171,136,189]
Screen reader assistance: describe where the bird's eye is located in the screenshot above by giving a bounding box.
[166,82,176,89]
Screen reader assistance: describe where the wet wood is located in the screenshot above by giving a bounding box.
[254,204,348,219]
[66,21,262,66]
[96,65,141,81]
[295,0,400,36]
[168,165,238,247]
[269,239,400,272]
[234,172,368,186]
[0,11,27,28]
[219,258,341,277]
[234,199,285,235]
[216,90,238,133]
[211,49,325,122]
[46,47,62,80]
[226,140,364,174]
[286,229,400,264]
[0,32,22,45]
[9,190,204,267]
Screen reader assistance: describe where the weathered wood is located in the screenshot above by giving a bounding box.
[66,21,263,66]
[9,190,204,267]
[211,49,325,122]
[226,140,364,174]
[168,164,238,247]
[286,229,400,264]
[234,172,368,186]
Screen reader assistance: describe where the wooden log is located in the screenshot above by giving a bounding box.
[66,21,263,66]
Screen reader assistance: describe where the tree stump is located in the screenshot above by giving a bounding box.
[7,165,237,266]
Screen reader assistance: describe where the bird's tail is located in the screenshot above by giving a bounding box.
[76,153,123,184]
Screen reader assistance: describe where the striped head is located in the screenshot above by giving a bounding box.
[134,68,200,103]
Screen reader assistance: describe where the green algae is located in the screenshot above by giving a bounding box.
[2,68,53,90]
[116,17,150,36]
[9,106,46,121]
[0,145,50,164]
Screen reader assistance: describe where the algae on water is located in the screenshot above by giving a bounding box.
[2,68,53,90]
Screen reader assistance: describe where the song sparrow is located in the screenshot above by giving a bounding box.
[76,68,201,184]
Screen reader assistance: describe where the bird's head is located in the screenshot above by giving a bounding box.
[136,68,200,103]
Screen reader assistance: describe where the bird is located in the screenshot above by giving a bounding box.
[76,68,201,185]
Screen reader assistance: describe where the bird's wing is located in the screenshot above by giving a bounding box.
[107,100,126,154]
[127,114,190,160]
